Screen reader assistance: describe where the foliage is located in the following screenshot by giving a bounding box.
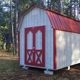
[0,0,80,51]
[0,60,19,72]
[0,0,11,51]
[0,0,9,26]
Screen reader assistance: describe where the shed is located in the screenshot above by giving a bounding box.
[18,6,80,71]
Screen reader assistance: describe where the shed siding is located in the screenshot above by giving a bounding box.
[20,8,53,69]
[56,30,80,69]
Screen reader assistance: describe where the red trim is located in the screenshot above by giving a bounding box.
[54,29,56,70]
[25,26,45,67]
[18,31,20,64]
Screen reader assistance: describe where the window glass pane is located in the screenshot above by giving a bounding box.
[27,31,33,49]
[35,30,42,50]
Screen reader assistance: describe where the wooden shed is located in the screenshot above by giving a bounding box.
[18,6,80,71]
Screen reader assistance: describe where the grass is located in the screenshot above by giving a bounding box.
[6,49,13,53]
[0,49,80,80]
[52,75,59,80]
[0,49,20,72]
[0,60,20,72]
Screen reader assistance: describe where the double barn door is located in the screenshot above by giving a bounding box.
[25,26,45,67]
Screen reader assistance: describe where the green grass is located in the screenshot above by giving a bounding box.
[0,60,20,72]
[6,49,13,53]
[52,75,59,80]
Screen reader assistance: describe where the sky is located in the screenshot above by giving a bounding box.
[1,0,10,12]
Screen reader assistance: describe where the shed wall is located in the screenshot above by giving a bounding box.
[20,8,53,69]
[56,30,80,69]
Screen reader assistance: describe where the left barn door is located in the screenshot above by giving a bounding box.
[25,26,45,67]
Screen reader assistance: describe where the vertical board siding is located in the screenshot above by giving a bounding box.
[56,30,80,69]
[20,8,53,69]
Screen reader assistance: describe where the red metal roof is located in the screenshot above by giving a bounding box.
[46,10,80,33]
[19,5,80,33]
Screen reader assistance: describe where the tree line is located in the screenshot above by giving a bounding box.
[0,0,80,54]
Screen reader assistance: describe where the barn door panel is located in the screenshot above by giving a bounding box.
[25,26,45,67]
[25,28,34,65]
[35,30,42,65]
[27,31,33,63]
[34,27,45,67]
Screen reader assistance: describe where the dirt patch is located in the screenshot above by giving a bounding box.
[0,49,18,60]
[0,49,80,80]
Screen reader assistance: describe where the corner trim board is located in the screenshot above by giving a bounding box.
[54,29,56,70]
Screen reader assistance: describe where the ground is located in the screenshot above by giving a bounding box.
[0,50,80,80]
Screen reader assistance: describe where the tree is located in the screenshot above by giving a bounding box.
[1,0,80,53]
[0,0,11,49]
